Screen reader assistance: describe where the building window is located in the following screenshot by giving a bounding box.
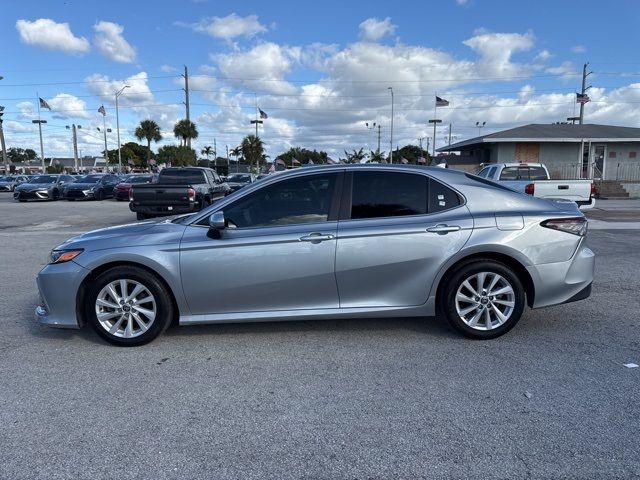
[630,151,637,158]
[609,151,617,158]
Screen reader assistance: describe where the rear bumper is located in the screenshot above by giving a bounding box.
[130,203,199,216]
[527,239,595,309]
[577,197,596,211]
[35,260,90,329]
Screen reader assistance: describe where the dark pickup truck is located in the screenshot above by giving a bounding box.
[129,167,230,220]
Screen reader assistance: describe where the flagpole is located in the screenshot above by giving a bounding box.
[36,92,45,172]
[102,112,108,163]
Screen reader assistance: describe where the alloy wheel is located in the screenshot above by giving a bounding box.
[95,279,156,338]
[454,272,515,331]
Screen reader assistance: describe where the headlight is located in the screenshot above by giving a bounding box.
[50,249,83,264]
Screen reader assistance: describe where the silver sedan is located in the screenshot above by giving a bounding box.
[36,165,594,346]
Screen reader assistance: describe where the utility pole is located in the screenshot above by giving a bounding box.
[448,124,452,146]
[388,87,394,163]
[213,138,217,171]
[377,124,381,155]
[115,85,129,173]
[365,122,377,159]
[579,62,592,125]
[0,106,8,173]
[66,124,82,172]
[182,65,191,147]
[428,119,442,164]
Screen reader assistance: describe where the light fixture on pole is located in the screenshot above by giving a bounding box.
[476,121,486,136]
[365,122,378,160]
[388,87,394,164]
[115,85,130,173]
[0,106,7,173]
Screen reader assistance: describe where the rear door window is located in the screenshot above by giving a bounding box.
[350,171,427,219]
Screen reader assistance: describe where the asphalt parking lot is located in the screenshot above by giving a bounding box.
[1,195,639,479]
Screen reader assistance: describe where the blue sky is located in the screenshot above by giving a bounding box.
[2,0,640,160]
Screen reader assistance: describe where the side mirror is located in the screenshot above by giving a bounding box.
[209,211,226,230]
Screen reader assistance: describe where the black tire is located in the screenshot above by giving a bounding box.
[67,198,75,201]
[52,189,59,201]
[96,189,104,201]
[85,266,174,346]
[439,260,525,339]
[136,212,148,220]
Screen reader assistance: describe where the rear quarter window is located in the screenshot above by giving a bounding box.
[428,178,462,213]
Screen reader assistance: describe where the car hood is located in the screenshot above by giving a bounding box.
[16,183,51,190]
[65,182,98,189]
[0,180,16,185]
[56,218,187,253]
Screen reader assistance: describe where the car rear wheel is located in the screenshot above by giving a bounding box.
[96,189,104,201]
[136,212,148,220]
[439,260,525,339]
[86,266,174,346]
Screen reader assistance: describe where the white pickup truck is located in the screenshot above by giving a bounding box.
[477,163,596,210]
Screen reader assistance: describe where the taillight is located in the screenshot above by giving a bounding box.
[187,188,196,201]
[129,188,134,202]
[541,217,588,236]
[590,182,598,197]
[524,183,534,195]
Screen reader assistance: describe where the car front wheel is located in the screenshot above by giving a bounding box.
[86,266,174,346]
[439,260,525,339]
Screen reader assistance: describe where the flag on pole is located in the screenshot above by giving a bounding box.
[576,93,590,104]
[259,109,268,119]
[98,105,106,116]
[39,98,51,110]
[435,96,449,107]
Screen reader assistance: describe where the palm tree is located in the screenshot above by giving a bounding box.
[344,148,366,164]
[240,135,265,173]
[173,119,198,147]
[201,146,213,165]
[134,119,162,165]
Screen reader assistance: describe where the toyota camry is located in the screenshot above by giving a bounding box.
[35,165,594,346]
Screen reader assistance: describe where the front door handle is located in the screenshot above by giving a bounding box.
[426,224,461,234]
[299,233,334,243]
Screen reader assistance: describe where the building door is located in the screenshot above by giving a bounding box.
[515,143,540,163]
[593,144,606,179]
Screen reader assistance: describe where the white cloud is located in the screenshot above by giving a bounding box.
[571,45,587,54]
[463,31,535,78]
[45,93,91,119]
[456,0,469,4]
[186,13,267,40]
[93,21,136,63]
[160,64,178,73]
[534,49,553,61]
[359,17,396,41]
[214,42,299,95]
[15,18,90,55]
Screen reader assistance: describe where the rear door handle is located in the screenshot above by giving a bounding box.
[426,224,461,234]
[299,233,335,243]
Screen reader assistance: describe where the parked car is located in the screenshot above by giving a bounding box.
[13,174,75,201]
[35,165,594,346]
[226,173,256,193]
[62,173,122,200]
[129,167,230,220]
[0,175,30,192]
[477,163,596,210]
[113,174,153,201]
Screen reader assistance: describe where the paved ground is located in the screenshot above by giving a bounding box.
[1,195,639,479]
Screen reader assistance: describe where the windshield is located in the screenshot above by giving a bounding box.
[75,174,104,183]
[158,170,206,185]
[29,175,57,184]
[228,174,252,183]
[3,176,17,181]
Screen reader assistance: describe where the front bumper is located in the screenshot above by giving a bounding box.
[14,189,51,200]
[0,184,14,192]
[114,190,129,200]
[63,189,94,200]
[35,260,90,329]
[527,239,595,309]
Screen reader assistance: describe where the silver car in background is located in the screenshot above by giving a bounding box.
[35,165,594,346]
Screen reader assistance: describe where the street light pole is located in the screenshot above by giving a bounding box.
[428,119,442,163]
[115,85,130,173]
[476,121,486,136]
[388,87,394,163]
[0,107,8,174]
[365,122,377,160]
[66,125,82,172]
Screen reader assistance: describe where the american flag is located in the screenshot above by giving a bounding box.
[576,93,590,104]
[98,105,106,116]
[435,96,449,107]
[259,109,268,119]
[39,97,51,110]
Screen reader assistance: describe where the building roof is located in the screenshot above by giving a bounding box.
[439,123,640,152]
